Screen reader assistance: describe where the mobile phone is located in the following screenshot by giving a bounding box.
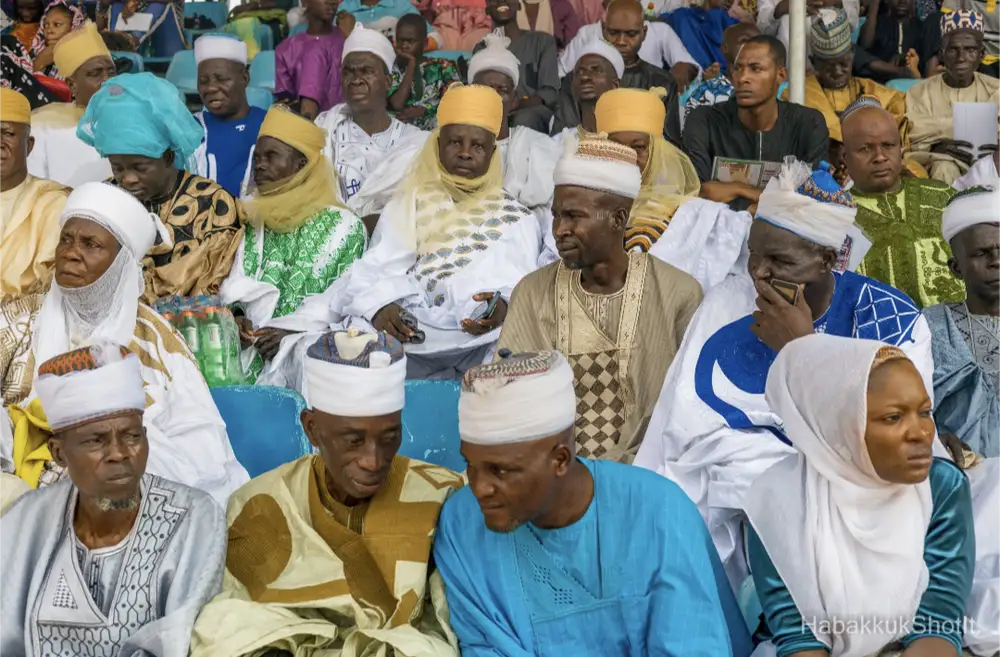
[770,278,800,305]
[474,292,503,321]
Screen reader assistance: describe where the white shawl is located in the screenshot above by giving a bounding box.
[745,333,933,657]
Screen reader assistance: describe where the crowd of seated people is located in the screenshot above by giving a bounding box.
[0,0,998,653]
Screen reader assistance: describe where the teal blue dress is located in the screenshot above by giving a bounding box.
[748,458,975,656]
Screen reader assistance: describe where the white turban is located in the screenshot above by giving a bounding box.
[573,38,625,79]
[459,351,576,445]
[755,159,857,249]
[33,182,168,369]
[343,24,396,74]
[553,133,642,199]
[304,330,407,418]
[468,30,521,88]
[194,33,248,66]
[60,182,165,259]
[942,185,999,243]
[35,342,147,432]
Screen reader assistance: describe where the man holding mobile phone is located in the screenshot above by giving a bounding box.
[635,158,940,590]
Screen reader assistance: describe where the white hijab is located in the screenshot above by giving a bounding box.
[745,333,934,657]
[32,182,167,369]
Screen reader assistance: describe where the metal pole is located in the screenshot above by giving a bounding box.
[788,0,807,104]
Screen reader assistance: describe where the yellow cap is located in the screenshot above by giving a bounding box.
[259,105,326,164]
[595,87,667,137]
[437,83,504,137]
[54,22,112,78]
[0,88,31,124]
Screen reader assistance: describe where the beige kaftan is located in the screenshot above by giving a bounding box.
[906,73,1000,185]
[497,252,703,462]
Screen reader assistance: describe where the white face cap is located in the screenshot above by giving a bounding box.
[194,34,249,66]
[459,351,577,445]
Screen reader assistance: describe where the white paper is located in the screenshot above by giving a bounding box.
[953,102,999,149]
[115,11,154,32]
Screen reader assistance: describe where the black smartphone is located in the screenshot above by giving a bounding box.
[474,292,503,321]
[770,278,800,305]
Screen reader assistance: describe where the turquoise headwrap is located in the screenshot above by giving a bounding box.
[77,72,203,164]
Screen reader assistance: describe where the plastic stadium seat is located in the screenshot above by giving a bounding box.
[246,86,273,109]
[886,78,921,93]
[289,22,307,37]
[184,1,229,29]
[400,380,465,472]
[210,385,312,478]
[111,50,144,73]
[851,16,866,44]
[165,49,198,95]
[249,50,275,90]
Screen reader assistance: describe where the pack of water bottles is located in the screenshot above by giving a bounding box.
[154,295,245,387]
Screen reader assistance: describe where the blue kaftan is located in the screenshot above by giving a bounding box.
[748,458,975,657]
[433,458,755,657]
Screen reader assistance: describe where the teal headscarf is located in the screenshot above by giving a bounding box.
[77,72,203,165]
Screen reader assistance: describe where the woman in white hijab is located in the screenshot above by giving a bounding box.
[9,182,248,505]
[745,333,976,657]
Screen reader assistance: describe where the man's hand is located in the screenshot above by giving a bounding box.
[931,139,976,167]
[461,293,508,336]
[254,328,298,362]
[703,61,721,80]
[750,279,814,352]
[670,62,699,91]
[396,106,427,122]
[396,51,415,70]
[700,181,761,204]
[905,48,921,77]
[806,0,824,16]
[337,11,356,35]
[373,303,415,341]
[235,315,255,351]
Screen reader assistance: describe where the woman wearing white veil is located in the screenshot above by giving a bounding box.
[746,333,980,657]
[5,182,248,505]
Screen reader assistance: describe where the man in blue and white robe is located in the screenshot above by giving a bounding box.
[634,160,938,592]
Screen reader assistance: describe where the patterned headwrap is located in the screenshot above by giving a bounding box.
[756,159,857,249]
[304,329,407,418]
[553,132,642,199]
[35,341,147,432]
[77,72,203,164]
[459,350,577,445]
[811,8,852,59]
[30,0,85,59]
[941,10,985,38]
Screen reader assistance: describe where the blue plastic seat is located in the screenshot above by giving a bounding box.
[851,16,866,44]
[886,78,921,93]
[111,50,144,73]
[400,380,465,472]
[184,1,229,29]
[211,385,312,478]
[164,49,198,95]
[246,86,273,109]
[249,50,275,90]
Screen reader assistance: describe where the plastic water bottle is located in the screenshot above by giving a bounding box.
[179,310,201,359]
[199,306,227,386]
